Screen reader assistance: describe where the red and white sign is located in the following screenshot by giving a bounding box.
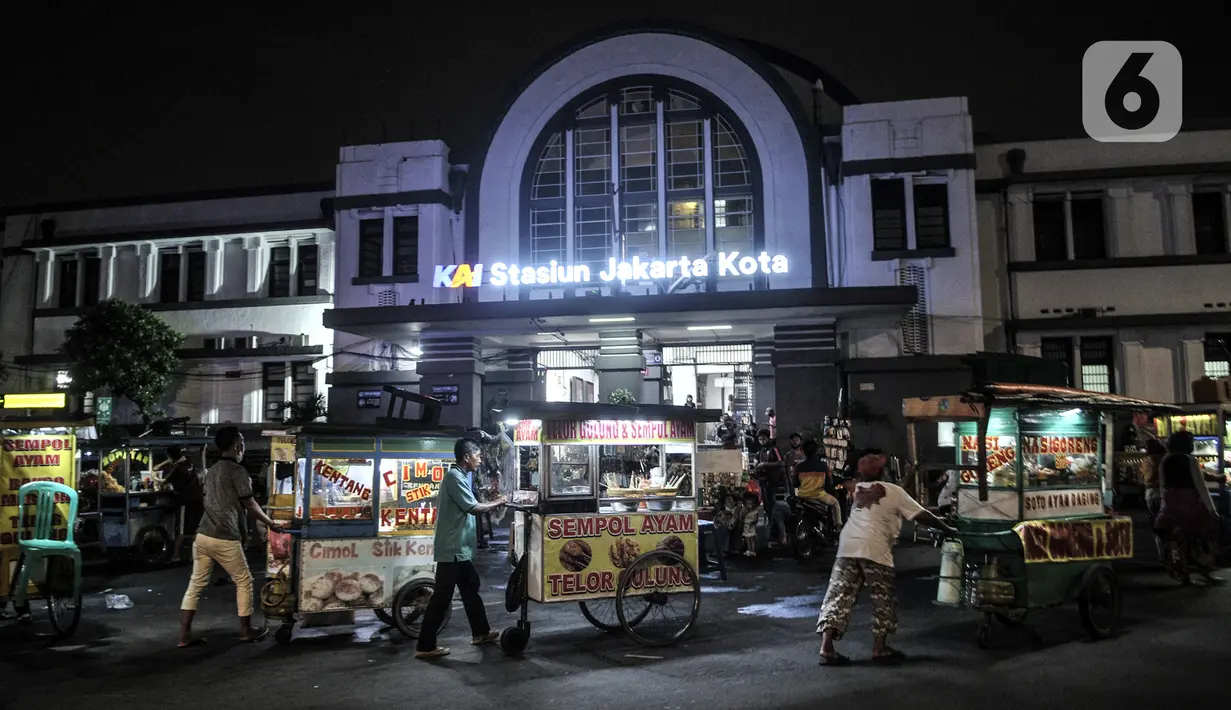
[1023,488,1104,519]
[515,420,541,445]
[543,419,695,444]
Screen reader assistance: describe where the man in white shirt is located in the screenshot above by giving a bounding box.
[817,454,954,665]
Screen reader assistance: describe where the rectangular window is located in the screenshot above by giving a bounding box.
[262,362,288,422]
[1070,193,1107,259]
[1205,333,1231,379]
[392,216,419,277]
[1033,196,1067,262]
[268,245,292,298]
[666,120,703,191]
[620,124,656,194]
[1040,337,1074,387]
[57,258,79,309]
[530,208,566,267]
[185,250,207,302]
[1193,190,1228,255]
[871,179,907,251]
[574,127,611,197]
[291,361,316,406]
[82,256,101,307]
[667,200,705,260]
[358,219,383,278]
[913,183,950,249]
[621,202,658,261]
[714,196,754,254]
[574,204,612,275]
[297,244,319,295]
[1080,336,1114,393]
[159,252,181,303]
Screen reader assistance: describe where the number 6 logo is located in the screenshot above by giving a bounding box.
[1082,41,1182,143]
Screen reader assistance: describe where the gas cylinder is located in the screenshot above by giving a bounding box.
[937,538,964,605]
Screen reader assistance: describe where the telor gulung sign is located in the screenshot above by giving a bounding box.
[433,251,789,288]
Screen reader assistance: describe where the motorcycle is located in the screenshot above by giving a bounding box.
[788,490,843,562]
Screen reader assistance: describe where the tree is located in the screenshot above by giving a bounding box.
[60,299,184,425]
[607,388,637,405]
[280,393,328,425]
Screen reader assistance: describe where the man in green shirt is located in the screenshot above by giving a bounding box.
[416,437,507,659]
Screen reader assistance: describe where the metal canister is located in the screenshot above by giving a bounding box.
[937,539,964,604]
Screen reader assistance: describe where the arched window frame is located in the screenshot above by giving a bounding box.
[519,76,765,294]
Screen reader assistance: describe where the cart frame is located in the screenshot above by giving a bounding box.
[497,400,722,655]
[904,383,1179,648]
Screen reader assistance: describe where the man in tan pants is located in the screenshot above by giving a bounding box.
[179,427,282,647]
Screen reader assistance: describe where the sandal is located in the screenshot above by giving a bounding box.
[177,637,207,649]
[472,631,501,646]
[819,651,851,666]
[873,647,906,662]
[416,647,451,659]
[241,627,270,643]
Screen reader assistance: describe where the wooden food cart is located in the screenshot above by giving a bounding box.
[904,384,1178,649]
[98,436,211,565]
[1154,404,1230,529]
[260,390,469,644]
[501,401,721,655]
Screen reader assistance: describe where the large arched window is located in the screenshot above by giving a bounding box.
[523,80,759,285]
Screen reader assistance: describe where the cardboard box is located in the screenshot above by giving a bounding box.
[1191,377,1231,403]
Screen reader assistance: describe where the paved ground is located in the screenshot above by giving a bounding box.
[3,519,1229,710]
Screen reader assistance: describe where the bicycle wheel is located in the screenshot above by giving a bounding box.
[392,579,451,639]
[47,587,82,640]
[615,550,701,647]
[580,596,650,633]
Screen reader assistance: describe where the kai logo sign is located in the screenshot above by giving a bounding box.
[434,251,789,288]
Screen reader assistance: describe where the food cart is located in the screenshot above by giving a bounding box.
[259,407,468,645]
[1154,404,1230,526]
[97,436,211,565]
[904,384,1179,649]
[1,411,90,638]
[501,401,721,655]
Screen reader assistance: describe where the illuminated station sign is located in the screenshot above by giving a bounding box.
[434,251,789,288]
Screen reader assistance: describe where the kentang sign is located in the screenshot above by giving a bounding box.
[433,251,789,288]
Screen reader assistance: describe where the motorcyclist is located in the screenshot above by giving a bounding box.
[794,439,843,530]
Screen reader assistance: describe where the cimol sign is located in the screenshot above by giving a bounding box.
[434,251,789,288]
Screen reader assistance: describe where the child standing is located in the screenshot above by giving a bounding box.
[741,490,761,557]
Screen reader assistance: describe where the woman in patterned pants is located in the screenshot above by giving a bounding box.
[817,454,954,665]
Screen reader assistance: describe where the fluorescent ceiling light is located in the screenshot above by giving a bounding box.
[589,316,635,323]
[536,332,558,336]
[687,325,733,331]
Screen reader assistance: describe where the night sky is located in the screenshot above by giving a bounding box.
[6,2,1227,206]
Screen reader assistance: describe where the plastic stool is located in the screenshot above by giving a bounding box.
[697,520,727,581]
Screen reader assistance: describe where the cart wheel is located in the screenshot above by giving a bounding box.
[976,619,993,649]
[616,550,701,647]
[47,586,82,640]
[373,608,396,627]
[994,610,1028,628]
[505,557,527,613]
[274,622,295,645]
[580,597,651,634]
[1079,565,1122,639]
[392,579,450,639]
[500,626,529,656]
[136,526,173,566]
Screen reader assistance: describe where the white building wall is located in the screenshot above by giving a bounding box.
[976,129,1231,402]
[1,191,336,425]
[838,97,984,358]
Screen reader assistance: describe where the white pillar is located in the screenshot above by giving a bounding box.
[1168,184,1195,255]
[205,238,224,298]
[1007,186,1033,262]
[1177,336,1206,403]
[244,236,263,296]
[99,245,117,300]
[136,243,157,301]
[1106,187,1133,258]
[36,250,55,307]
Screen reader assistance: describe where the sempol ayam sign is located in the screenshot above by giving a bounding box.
[434,250,789,288]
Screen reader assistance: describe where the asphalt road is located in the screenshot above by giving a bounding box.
[3,524,1228,710]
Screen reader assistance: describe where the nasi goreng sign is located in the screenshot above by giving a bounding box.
[434,251,790,288]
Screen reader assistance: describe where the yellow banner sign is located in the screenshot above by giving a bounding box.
[1014,517,1133,565]
[271,435,296,463]
[1,435,77,549]
[541,512,698,602]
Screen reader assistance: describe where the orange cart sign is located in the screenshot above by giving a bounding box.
[541,512,698,602]
[1014,517,1133,564]
[543,420,695,445]
[1,435,77,549]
